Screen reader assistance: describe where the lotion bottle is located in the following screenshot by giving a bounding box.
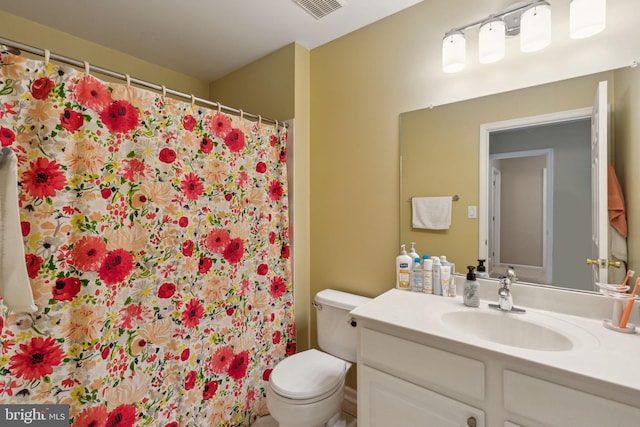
[422,256,433,294]
[463,266,480,307]
[396,245,412,290]
[432,256,442,296]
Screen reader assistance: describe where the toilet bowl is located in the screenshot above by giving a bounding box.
[266,289,370,427]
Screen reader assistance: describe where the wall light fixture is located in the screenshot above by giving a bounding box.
[442,0,606,73]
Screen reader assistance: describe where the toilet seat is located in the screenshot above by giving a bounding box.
[269,349,351,404]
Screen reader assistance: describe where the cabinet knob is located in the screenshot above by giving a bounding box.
[467,416,477,427]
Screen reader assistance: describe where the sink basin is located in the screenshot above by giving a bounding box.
[441,310,574,351]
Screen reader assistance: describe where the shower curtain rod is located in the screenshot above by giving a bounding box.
[0,37,288,129]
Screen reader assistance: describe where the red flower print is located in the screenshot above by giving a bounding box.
[181,299,204,328]
[30,77,55,100]
[178,216,188,227]
[208,112,231,138]
[116,304,149,329]
[158,282,176,299]
[101,346,110,360]
[52,277,82,301]
[268,180,284,201]
[0,126,15,147]
[182,114,196,131]
[269,232,276,244]
[224,128,245,153]
[227,351,249,381]
[280,148,287,163]
[256,161,267,173]
[281,245,290,259]
[180,172,204,201]
[71,236,108,272]
[75,75,113,111]
[99,100,140,134]
[272,330,281,344]
[159,147,176,164]
[210,346,233,374]
[22,158,67,199]
[270,134,278,147]
[73,405,108,427]
[9,336,64,381]
[101,187,112,199]
[203,380,218,400]
[182,240,194,257]
[286,341,296,356]
[222,238,244,264]
[21,221,31,236]
[198,257,212,274]
[25,253,43,279]
[180,348,190,361]
[204,228,230,253]
[270,276,286,299]
[120,158,148,182]
[60,108,84,132]
[200,137,213,154]
[262,368,272,381]
[257,264,268,276]
[184,370,197,391]
[105,404,137,427]
[98,249,134,285]
[166,423,179,427]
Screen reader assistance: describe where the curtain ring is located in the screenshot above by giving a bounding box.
[258,115,262,126]
[274,120,278,132]
[190,94,195,106]
[239,109,244,120]
[217,102,222,114]
[43,49,50,66]
[161,85,167,98]
[125,74,131,86]
[83,61,90,75]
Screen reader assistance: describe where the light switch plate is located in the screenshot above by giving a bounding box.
[468,206,477,219]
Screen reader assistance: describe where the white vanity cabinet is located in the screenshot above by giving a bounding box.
[352,289,640,427]
[357,328,485,427]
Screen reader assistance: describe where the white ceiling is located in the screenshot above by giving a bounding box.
[0,0,424,81]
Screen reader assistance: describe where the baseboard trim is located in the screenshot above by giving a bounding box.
[342,385,357,417]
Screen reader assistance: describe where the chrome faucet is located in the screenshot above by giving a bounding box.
[489,266,525,313]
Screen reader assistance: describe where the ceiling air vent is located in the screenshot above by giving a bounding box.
[293,0,346,20]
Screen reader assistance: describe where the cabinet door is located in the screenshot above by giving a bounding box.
[359,365,484,427]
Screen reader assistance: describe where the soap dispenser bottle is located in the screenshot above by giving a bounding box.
[396,245,412,290]
[463,266,480,307]
[408,242,420,265]
[476,259,490,279]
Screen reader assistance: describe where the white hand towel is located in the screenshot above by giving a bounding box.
[412,196,452,230]
[0,148,38,313]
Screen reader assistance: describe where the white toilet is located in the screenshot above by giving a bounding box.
[266,289,371,427]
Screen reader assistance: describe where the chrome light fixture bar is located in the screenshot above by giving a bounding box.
[442,0,606,73]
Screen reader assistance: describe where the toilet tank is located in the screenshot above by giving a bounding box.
[314,289,371,363]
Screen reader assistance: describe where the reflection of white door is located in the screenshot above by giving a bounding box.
[591,80,608,285]
[489,166,501,274]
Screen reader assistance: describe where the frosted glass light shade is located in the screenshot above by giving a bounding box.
[478,19,506,64]
[442,31,466,73]
[570,0,606,39]
[520,2,551,52]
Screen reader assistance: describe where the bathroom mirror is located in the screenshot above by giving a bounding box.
[399,66,638,292]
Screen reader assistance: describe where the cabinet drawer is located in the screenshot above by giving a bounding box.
[504,370,640,427]
[360,328,485,400]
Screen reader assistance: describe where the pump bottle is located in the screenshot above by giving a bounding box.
[396,245,412,290]
[463,266,480,307]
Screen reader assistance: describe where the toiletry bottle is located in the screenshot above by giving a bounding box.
[463,266,480,307]
[476,259,490,279]
[432,256,442,296]
[408,242,420,265]
[441,255,455,296]
[441,265,452,297]
[411,258,424,292]
[396,245,412,290]
[422,256,433,294]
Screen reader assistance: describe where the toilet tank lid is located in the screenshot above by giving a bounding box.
[315,289,371,311]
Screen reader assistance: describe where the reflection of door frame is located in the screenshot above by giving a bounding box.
[478,107,593,265]
[489,150,553,284]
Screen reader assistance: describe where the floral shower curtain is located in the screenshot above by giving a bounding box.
[0,52,295,426]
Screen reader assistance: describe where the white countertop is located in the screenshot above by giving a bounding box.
[351,288,640,394]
